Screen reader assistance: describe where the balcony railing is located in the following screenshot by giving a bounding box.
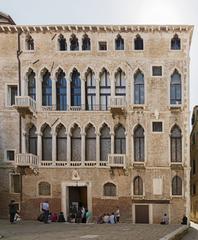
[15,153,39,168]
[110,96,126,108]
[108,154,126,168]
[14,96,36,116]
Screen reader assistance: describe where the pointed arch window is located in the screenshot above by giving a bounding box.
[42,70,52,106]
[134,35,143,50]
[71,69,81,106]
[134,70,144,104]
[133,176,143,195]
[115,69,125,96]
[171,34,181,50]
[70,34,79,51]
[170,70,181,105]
[85,125,96,161]
[71,125,81,162]
[25,34,34,50]
[99,69,110,110]
[82,34,91,51]
[134,125,144,162]
[28,70,36,100]
[100,125,111,162]
[85,69,96,110]
[42,125,52,161]
[115,35,124,50]
[103,182,116,196]
[27,125,37,155]
[172,176,182,195]
[58,34,67,51]
[56,125,67,161]
[171,125,182,162]
[114,125,126,154]
[56,70,67,110]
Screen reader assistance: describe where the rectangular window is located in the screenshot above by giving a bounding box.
[152,122,163,132]
[7,85,17,106]
[10,174,21,193]
[152,66,162,76]
[6,150,15,161]
[192,160,196,175]
[99,41,107,51]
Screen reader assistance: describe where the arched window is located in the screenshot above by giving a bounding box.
[42,70,52,106]
[170,70,181,105]
[42,125,52,161]
[134,125,144,162]
[56,69,67,110]
[58,34,67,51]
[82,34,91,51]
[172,176,182,195]
[99,69,110,110]
[115,34,124,50]
[134,70,144,104]
[85,125,96,161]
[115,69,125,96]
[114,125,126,154]
[171,34,181,50]
[28,125,37,155]
[28,70,36,100]
[70,34,79,51]
[171,125,182,162]
[71,125,81,162]
[100,124,111,162]
[71,69,81,107]
[56,125,67,161]
[103,182,116,196]
[38,182,51,196]
[133,176,143,195]
[85,69,96,110]
[134,34,143,50]
[25,34,34,50]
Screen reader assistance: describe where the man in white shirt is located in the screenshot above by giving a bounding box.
[42,201,49,224]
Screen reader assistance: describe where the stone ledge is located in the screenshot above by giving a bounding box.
[159,225,188,240]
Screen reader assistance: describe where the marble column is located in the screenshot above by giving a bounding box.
[81,132,86,166]
[96,132,100,166]
[52,131,57,165]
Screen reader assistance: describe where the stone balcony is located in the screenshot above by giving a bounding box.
[108,154,126,168]
[15,153,39,169]
[109,96,126,116]
[14,96,36,117]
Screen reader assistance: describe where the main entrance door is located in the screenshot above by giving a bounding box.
[135,205,149,223]
[68,186,87,211]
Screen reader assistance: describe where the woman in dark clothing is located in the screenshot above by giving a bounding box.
[8,200,17,223]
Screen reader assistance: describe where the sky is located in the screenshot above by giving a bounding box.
[0,0,198,112]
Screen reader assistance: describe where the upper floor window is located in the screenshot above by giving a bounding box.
[99,69,110,110]
[56,69,67,110]
[28,125,37,155]
[115,69,125,96]
[172,176,182,195]
[6,150,15,161]
[7,85,17,106]
[71,125,81,162]
[99,41,107,51]
[192,159,196,175]
[134,69,144,104]
[171,34,181,50]
[134,34,143,50]
[56,124,67,161]
[170,69,181,105]
[58,34,67,51]
[82,34,91,51]
[152,122,163,132]
[85,124,96,161]
[114,124,126,154]
[170,125,182,163]
[28,70,36,100]
[100,124,111,162]
[25,34,34,50]
[85,69,96,110]
[42,124,52,161]
[103,182,116,196]
[152,66,162,76]
[115,34,124,50]
[70,34,79,51]
[71,69,81,106]
[134,125,144,162]
[42,70,52,106]
[133,176,143,195]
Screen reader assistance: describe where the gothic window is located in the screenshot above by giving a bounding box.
[70,34,79,51]
[85,125,96,161]
[171,125,182,162]
[82,34,91,51]
[28,125,37,155]
[133,176,143,195]
[99,69,110,110]
[25,34,34,50]
[103,182,116,196]
[134,34,143,50]
[56,125,67,161]
[115,34,124,50]
[172,176,182,195]
[114,125,126,154]
[58,34,67,51]
[56,69,67,110]
[38,182,51,196]
[28,70,36,100]
[134,125,144,162]
[71,125,81,162]
[100,124,111,162]
[42,125,52,161]
[171,34,181,50]
[71,69,81,106]
[115,69,125,96]
[85,69,96,110]
[134,69,144,104]
[42,70,52,106]
[170,69,181,105]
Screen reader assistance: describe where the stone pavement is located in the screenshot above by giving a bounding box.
[181,222,198,240]
[0,220,182,240]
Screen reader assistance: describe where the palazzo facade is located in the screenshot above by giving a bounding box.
[0,12,193,223]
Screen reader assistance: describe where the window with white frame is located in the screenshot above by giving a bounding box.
[152,66,162,76]
[152,122,163,132]
[6,150,15,161]
[10,174,21,193]
[7,85,17,106]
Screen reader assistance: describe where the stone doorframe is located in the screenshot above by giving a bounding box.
[132,203,153,224]
[61,181,92,218]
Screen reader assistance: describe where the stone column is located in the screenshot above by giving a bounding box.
[96,132,100,166]
[111,75,115,98]
[37,76,42,111]
[110,132,115,154]
[22,130,27,153]
[67,133,71,165]
[81,132,86,166]
[52,79,56,110]
[81,78,86,110]
[52,131,57,165]
[37,132,42,161]
[67,77,71,109]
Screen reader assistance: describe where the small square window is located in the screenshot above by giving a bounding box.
[99,41,107,51]
[152,66,162,76]
[152,122,163,132]
[6,150,15,161]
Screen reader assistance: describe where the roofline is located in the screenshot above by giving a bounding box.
[0,11,15,25]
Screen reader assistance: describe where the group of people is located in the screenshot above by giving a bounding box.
[8,200,21,224]
[160,213,188,225]
[97,207,120,224]
[70,205,91,223]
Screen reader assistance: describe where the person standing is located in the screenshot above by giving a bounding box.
[42,200,49,224]
[115,206,120,223]
[8,200,17,224]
